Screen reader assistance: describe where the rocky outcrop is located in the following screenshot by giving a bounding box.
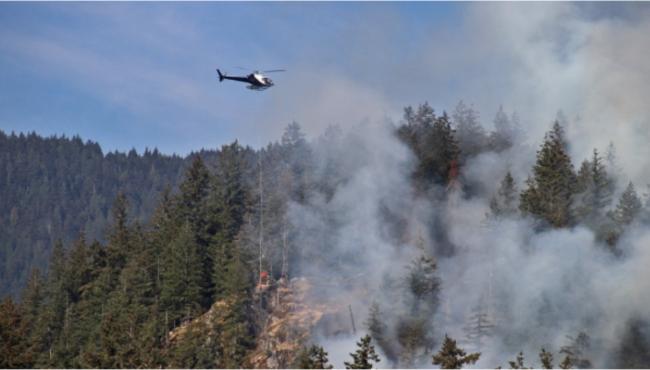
[247,277,356,368]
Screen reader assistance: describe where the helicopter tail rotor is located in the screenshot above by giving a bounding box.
[217,69,225,82]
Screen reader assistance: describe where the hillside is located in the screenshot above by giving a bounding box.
[2,105,650,368]
[0,131,186,297]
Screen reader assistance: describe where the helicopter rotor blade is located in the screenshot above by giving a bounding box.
[262,69,286,73]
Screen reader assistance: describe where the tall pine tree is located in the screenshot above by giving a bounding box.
[432,334,480,369]
[345,335,381,369]
[520,121,577,228]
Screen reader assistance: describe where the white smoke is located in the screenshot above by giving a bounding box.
[289,116,650,367]
[272,3,650,368]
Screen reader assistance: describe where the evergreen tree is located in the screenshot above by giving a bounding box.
[75,241,112,368]
[281,122,313,204]
[177,156,213,307]
[605,141,623,181]
[160,222,203,327]
[574,149,614,226]
[539,348,553,369]
[463,297,495,351]
[432,334,480,369]
[520,121,577,228]
[611,182,642,227]
[20,268,44,340]
[405,253,440,315]
[211,141,250,300]
[178,155,210,225]
[576,160,591,194]
[294,345,334,369]
[508,352,529,369]
[431,112,461,186]
[366,302,398,364]
[560,332,592,369]
[0,130,184,299]
[219,240,255,368]
[345,334,381,369]
[105,193,131,287]
[392,252,441,366]
[489,105,514,152]
[559,355,573,369]
[614,319,650,368]
[452,101,487,159]
[0,297,33,367]
[397,104,460,190]
[167,321,216,368]
[397,317,431,367]
[33,240,68,367]
[489,172,518,218]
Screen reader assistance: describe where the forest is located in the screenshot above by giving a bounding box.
[1,101,650,368]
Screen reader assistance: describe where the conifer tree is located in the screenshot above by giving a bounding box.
[106,193,131,286]
[576,160,591,194]
[178,155,210,226]
[560,332,592,369]
[177,156,213,307]
[211,141,249,299]
[96,288,134,368]
[574,149,613,225]
[219,240,255,368]
[490,105,514,152]
[0,297,33,367]
[33,240,68,367]
[345,334,381,369]
[452,101,487,159]
[366,302,398,364]
[432,334,480,369]
[20,268,44,339]
[489,171,518,218]
[65,234,91,303]
[539,348,553,369]
[114,228,158,367]
[398,104,460,190]
[393,253,441,366]
[614,319,650,368]
[507,352,529,369]
[160,222,202,327]
[397,317,430,367]
[611,182,642,227]
[463,298,495,351]
[559,355,573,369]
[75,242,112,368]
[281,122,313,204]
[432,112,461,186]
[605,141,623,180]
[294,345,334,369]
[406,254,441,315]
[520,121,577,228]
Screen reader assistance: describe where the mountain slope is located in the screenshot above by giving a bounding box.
[0,130,186,297]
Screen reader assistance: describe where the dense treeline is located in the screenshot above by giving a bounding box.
[0,125,315,367]
[2,101,650,368]
[0,131,187,297]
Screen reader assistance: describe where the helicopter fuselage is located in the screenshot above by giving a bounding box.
[218,69,274,90]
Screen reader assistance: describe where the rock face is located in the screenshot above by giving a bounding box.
[165,277,358,368]
[248,278,324,368]
[247,277,354,368]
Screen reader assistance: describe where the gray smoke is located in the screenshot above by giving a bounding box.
[271,3,650,368]
[287,118,650,368]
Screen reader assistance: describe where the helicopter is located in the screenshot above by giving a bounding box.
[216,68,285,90]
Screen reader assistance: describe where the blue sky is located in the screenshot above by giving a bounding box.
[2,1,650,176]
[0,2,463,155]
